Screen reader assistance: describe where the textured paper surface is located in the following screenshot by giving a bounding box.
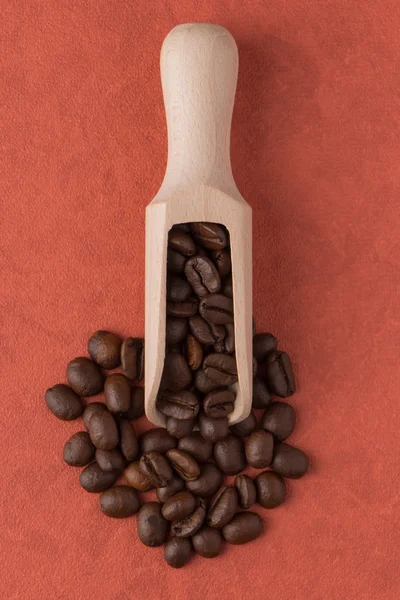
[1,1,400,599]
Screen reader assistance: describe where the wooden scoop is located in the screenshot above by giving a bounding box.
[145,23,252,426]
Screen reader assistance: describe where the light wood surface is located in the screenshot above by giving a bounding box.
[145,23,252,426]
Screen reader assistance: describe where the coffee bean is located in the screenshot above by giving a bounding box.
[222,512,263,545]
[166,449,200,481]
[229,411,257,437]
[122,387,145,420]
[80,462,118,493]
[222,274,233,298]
[88,330,122,369]
[82,402,108,429]
[192,527,223,558]
[139,452,173,487]
[164,537,193,568]
[271,443,309,479]
[121,338,144,382]
[45,384,84,421]
[124,461,153,492]
[207,486,238,528]
[171,500,206,537]
[161,491,197,521]
[265,351,295,397]
[260,401,296,441]
[156,476,185,503]
[171,223,190,233]
[184,256,221,298]
[198,413,229,442]
[245,430,274,469]
[252,375,271,409]
[190,222,228,250]
[255,471,286,508]
[199,294,234,325]
[235,474,256,509]
[139,428,177,454]
[214,435,246,475]
[203,353,238,386]
[194,369,219,394]
[157,390,199,420]
[214,323,235,354]
[211,249,231,278]
[166,317,189,345]
[167,248,186,274]
[119,419,138,461]
[165,417,195,439]
[160,353,192,392]
[95,448,126,473]
[88,411,119,450]
[178,432,213,463]
[100,486,141,518]
[66,357,104,397]
[186,463,223,498]
[166,299,199,318]
[203,389,235,419]
[167,276,193,302]
[168,229,196,256]
[184,334,203,370]
[253,333,278,362]
[137,502,169,547]
[104,374,131,413]
[253,356,258,378]
[189,316,225,345]
[63,432,95,466]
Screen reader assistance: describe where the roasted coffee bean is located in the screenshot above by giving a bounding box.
[194,369,219,394]
[178,432,213,463]
[139,452,173,487]
[229,411,257,437]
[100,485,141,518]
[80,462,118,493]
[157,390,199,420]
[122,387,145,420]
[199,413,229,442]
[168,228,196,256]
[185,334,203,370]
[271,443,309,479]
[189,316,225,345]
[121,337,144,382]
[139,428,177,454]
[166,299,199,318]
[192,527,223,558]
[45,384,84,421]
[260,401,296,441]
[186,463,223,498]
[160,353,192,392]
[88,411,119,450]
[156,476,185,503]
[171,223,190,233]
[265,351,296,397]
[161,491,197,521]
[164,537,193,568]
[222,512,263,545]
[119,419,138,461]
[167,276,193,302]
[214,323,235,354]
[255,471,286,508]
[104,374,131,413]
[203,389,235,419]
[124,461,153,491]
[245,430,274,469]
[253,356,258,378]
[235,474,256,509]
[82,402,108,429]
[203,353,238,386]
[199,294,234,325]
[63,432,95,466]
[95,448,126,473]
[211,249,231,278]
[253,333,278,362]
[207,486,238,528]
[171,500,206,537]
[66,357,104,397]
[166,417,195,439]
[137,502,169,547]
[184,256,221,298]
[166,449,200,481]
[88,330,122,369]
[252,375,271,409]
[222,274,233,298]
[167,248,186,274]
[190,222,228,250]
[214,435,246,475]
[166,317,189,345]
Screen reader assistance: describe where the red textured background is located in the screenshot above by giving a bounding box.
[1,1,400,599]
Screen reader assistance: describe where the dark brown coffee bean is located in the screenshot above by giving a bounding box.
[66,357,104,397]
[167,275,193,302]
[235,474,256,509]
[178,432,213,463]
[253,333,278,362]
[140,451,173,487]
[222,512,263,544]
[88,330,122,369]
[203,353,238,386]
[156,476,185,502]
[203,389,235,419]
[245,430,274,469]
[137,502,169,547]
[167,248,187,274]
[229,411,257,437]
[171,223,190,233]
[194,369,219,394]
[255,471,286,508]
[184,256,221,298]
[166,299,199,318]
[265,351,296,397]
[157,390,199,420]
[190,222,228,250]
[189,316,225,345]
[104,374,130,413]
[253,356,258,378]
[211,249,231,278]
[185,334,203,370]
[95,448,125,473]
[80,462,118,493]
[88,411,119,450]
[186,463,223,498]
[100,485,141,518]
[119,419,138,461]
[214,323,235,354]
[260,402,296,441]
[63,432,95,466]
[271,443,309,478]
[192,527,223,558]
[160,353,192,392]
[171,500,206,537]
[252,375,271,409]
[199,413,229,442]
[166,449,200,481]
[124,461,153,491]
[164,537,193,568]
[166,317,189,345]
[121,337,144,382]
[45,384,84,421]
[165,417,195,439]
[199,294,234,325]
[82,402,107,429]
[207,486,238,528]
[214,435,246,475]
[222,274,233,298]
[168,229,196,256]
[139,428,177,454]
[122,387,145,420]
[161,491,197,521]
